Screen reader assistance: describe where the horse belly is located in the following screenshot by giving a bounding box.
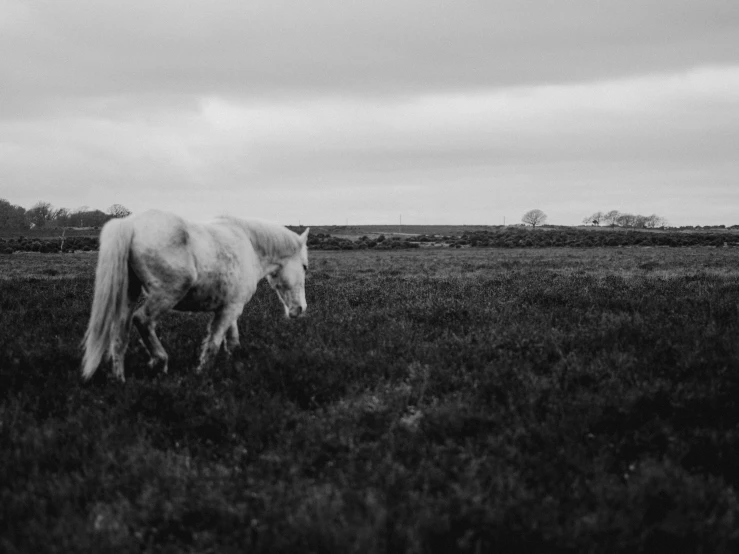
[174,281,230,312]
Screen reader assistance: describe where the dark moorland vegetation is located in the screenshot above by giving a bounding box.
[404,226,739,249]
[0,235,100,254]
[2,247,739,552]
[3,225,739,254]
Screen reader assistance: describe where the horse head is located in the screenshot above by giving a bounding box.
[266,228,309,318]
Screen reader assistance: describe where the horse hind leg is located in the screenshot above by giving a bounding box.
[133,288,186,375]
[110,303,136,382]
[110,276,142,382]
[128,225,196,376]
[134,312,168,374]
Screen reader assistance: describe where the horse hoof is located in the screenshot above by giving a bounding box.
[147,358,168,374]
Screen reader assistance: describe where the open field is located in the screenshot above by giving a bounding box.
[2,247,739,552]
[299,225,739,238]
[307,225,497,238]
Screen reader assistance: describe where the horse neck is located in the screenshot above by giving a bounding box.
[252,246,286,277]
[236,219,299,271]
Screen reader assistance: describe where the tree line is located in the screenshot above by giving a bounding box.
[0,199,131,230]
[582,210,668,229]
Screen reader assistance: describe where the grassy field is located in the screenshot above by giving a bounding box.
[306,224,497,238]
[2,247,739,552]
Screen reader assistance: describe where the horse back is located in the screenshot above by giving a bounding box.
[129,210,259,309]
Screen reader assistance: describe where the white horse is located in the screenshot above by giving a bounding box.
[81,209,309,382]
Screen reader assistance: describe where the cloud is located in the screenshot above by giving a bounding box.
[1,1,738,225]
[3,0,738,114]
[2,63,738,224]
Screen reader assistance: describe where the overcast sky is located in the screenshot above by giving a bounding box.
[1,0,738,226]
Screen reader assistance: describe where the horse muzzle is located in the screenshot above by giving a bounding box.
[287,305,306,319]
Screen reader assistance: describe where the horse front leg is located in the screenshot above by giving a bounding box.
[196,307,239,373]
[225,321,240,354]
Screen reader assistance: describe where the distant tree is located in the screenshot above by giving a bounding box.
[644,214,668,228]
[522,209,547,228]
[0,198,28,229]
[71,206,90,227]
[107,204,132,218]
[615,213,637,228]
[633,215,649,229]
[25,201,55,228]
[83,210,110,227]
[602,210,621,227]
[51,207,71,227]
[67,208,110,227]
[582,212,603,226]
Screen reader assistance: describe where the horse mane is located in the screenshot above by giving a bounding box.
[217,216,303,261]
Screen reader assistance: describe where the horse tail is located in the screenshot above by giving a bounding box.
[81,217,135,379]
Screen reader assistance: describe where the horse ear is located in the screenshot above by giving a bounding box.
[299,227,310,244]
